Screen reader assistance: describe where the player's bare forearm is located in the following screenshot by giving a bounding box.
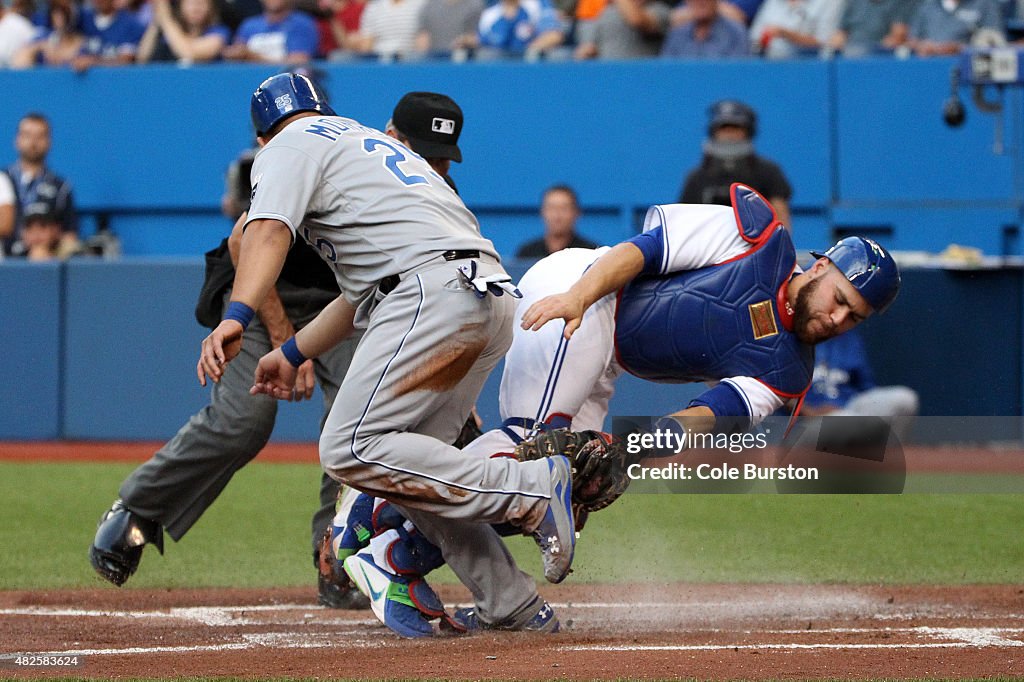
[231,218,291,311]
[228,212,292,347]
[521,242,645,337]
[574,242,645,306]
[293,295,357,359]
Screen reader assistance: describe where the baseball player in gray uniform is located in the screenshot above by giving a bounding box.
[196,73,577,631]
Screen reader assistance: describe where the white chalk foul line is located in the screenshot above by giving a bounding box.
[0,605,380,627]
[1,631,383,658]
[562,626,1024,653]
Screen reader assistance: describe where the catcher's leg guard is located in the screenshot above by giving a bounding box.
[89,499,164,586]
[343,548,464,638]
[318,491,375,609]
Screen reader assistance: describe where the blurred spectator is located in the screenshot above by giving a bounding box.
[217,0,264,32]
[909,0,1003,56]
[574,0,606,24]
[0,171,13,249]
[11,0,83,67]
[669,0,749,27]
[117,0,155,27]
[224,0,318,63]
[138,0,231,62]
[317,0,365,57]
[9,202,65,261]
[828,0,920,56]
[803,329,919,443]
[516,184,597,259]
[749,0,843,58]
[0,0,37,66]
[679,100,792,227]
[661,0,749,57]
[347,0,426,59]
[72,0,146,70]
[574,0,671,59]
[3,113,78,257]
[414,0,482,57]
[477,0,564,59]
[728,0,763,23]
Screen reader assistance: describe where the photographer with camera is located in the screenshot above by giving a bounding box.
[678,99,792,229]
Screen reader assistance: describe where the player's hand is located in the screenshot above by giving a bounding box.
[292,359,315,401]
[520,292,587,339]
[250,348,301,401]
[197,319,244,386]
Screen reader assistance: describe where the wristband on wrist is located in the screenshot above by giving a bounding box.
[223,301,255,330]
[281,336,308,368]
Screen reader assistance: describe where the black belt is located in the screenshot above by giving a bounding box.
[379,250,481,295]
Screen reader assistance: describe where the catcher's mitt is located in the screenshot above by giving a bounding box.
[513,428,634,514]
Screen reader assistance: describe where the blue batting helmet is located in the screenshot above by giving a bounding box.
[811,237,901,313]
[251,72,335,136]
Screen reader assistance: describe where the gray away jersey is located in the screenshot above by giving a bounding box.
[246,114,498,308]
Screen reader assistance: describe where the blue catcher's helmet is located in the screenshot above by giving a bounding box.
[811,237,901,313]
[251,72,335,136]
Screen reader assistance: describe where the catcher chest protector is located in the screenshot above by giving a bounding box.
[614,185,813,398]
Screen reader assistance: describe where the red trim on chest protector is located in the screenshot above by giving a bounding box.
[776,265,796,332]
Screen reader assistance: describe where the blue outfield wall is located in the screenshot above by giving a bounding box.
[0,262,62,439]
[0,57,1019,256]
[2,58,1024,440]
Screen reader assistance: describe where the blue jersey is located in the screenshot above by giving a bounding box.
[79,8,145,57]
[805,329,875,410]
[235,10,318,60]
[477,0,562,53]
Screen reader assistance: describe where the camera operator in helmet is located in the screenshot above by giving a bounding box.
[679,99,793,229]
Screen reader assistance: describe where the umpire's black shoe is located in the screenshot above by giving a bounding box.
[318,573,371,610]
[89,499,164,586]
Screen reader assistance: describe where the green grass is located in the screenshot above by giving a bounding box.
[2,461,1023,590]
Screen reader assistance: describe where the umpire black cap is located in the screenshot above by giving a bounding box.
[708,100,757,137]
[392,92,463,163]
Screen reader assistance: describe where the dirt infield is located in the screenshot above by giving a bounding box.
[2,584,1023,679]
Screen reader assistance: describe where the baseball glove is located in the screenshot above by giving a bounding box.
[513,429,634,514]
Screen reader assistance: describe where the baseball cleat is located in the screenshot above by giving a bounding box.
[89,499,163,587]
[452,598,560,633]
[343,551,461,638]
[532,455,576,584]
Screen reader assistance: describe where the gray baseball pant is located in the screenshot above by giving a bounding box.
[319,258,556,530]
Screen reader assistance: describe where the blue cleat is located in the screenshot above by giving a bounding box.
[532,455,576,583]
[343,551,462,638]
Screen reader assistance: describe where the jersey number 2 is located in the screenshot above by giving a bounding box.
[363,139,428,187]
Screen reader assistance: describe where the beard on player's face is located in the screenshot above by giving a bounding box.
[792,276,838,345]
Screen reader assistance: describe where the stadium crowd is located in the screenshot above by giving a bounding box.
[0,0,1019,67]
